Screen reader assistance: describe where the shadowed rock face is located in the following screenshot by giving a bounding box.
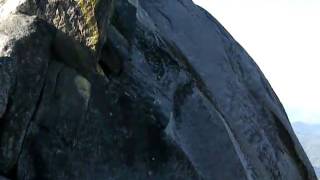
[0,0,317,180]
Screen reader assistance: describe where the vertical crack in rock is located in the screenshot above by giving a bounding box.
[272,112,309,180]
[195,88,255,180]
[171,43,254,179]
[13,69,48,176]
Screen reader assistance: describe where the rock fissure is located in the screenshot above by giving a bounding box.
[195,87,255,180]
[272,112,310,180]
[14,71,48,168]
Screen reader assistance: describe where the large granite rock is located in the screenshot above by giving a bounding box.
[0,0,317,179]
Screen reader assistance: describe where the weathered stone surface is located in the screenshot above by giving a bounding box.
[12,0,99,50]
[0,14,55,175]
[0,0,317,180]
[0,175,9,180]
[0,58,15,119]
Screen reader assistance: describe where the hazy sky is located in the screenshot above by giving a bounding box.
[194,0,320,124]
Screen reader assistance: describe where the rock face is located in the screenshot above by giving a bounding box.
[0,0,317,179]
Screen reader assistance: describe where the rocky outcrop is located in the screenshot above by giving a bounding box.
[0,0,317,179]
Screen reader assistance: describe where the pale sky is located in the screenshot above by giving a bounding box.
[194,0,320,124]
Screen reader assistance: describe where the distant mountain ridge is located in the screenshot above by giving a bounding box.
[293,122,320,178]
[293,122,320,135]
[314,167,320,179]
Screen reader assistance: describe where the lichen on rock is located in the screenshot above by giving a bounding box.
[76,0,99,50]
[15,0,100,51]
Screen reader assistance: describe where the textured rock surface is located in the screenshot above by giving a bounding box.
[0,0,317,179]
[16,0,98,50]
[0,175,9,180]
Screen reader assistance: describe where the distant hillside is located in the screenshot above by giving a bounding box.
[292,122,320,179]
[314,167,320,178]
